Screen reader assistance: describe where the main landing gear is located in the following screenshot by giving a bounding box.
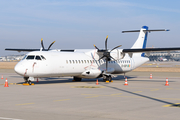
[23,77,32,85]
[103,75,112,82]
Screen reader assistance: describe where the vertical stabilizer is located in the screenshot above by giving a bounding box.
[131,26,148,49]
[131,26,148,57]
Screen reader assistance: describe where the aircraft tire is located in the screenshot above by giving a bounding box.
[28,80,32,85]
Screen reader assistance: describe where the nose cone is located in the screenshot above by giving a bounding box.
[14,63,24,76]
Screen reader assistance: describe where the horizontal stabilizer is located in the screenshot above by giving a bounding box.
[122,29,169,33]
[123,47,180,53]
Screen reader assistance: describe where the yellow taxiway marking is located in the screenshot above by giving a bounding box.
[166,88,173,90]
[16,103,35,106]
[163,103,180,108]
[82,93,123,98]
[151,89,159,91]
[111,93,122,96]
[54,99,70,102]
[86,96,99,98]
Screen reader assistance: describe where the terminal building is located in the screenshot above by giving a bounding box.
[145,51,180,61]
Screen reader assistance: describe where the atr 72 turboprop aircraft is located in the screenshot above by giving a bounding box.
[5,26,180,85]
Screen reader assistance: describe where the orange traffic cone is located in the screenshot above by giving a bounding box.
[4,78,9,87]
[124,77,128,86]
[150,73,152,79]
[96,79,99,85]
[37,78,39,83]
[1,75,3,79]
[165,78,169,86]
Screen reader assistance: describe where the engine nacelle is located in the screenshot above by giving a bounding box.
[81,68,101,78]
[110,49,125,60]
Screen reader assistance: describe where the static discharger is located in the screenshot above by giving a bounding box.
[150,73,153,79]
[4,78,9,87]
[124,78,128,86]
[165,78,169,86]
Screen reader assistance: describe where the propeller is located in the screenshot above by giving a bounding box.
[41,38,56,51]
[93,35,122,71]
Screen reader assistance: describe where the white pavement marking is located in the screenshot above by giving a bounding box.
[0,117,23,120]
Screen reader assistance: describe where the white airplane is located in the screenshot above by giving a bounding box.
[5,26,180,85]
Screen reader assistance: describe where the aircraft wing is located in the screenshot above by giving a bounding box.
[5,48,41,52]
[123,47,180,53]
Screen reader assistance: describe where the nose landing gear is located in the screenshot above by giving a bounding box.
[23,77,34,85]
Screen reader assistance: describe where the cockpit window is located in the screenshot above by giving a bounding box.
[26,55,35,60]
[41,55,46,60]
[22,55,27,60]
[35,56,41,60]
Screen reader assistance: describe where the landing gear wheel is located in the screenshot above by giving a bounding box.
[103,75,112,82]
[103,75,107,82]
[108,76,112,82]
[28,80,32,85]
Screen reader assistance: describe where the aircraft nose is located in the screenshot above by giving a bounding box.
[14,63,25,76]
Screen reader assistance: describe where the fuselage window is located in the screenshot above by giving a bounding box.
[76,60,78,64]
[72,60,75,64]
[78,60,81,63]
[41,55,46,60]
[90,60,92,63]
[69,60,71,64]
[81,60,83,63]
[66,60,68,64]
[87,60,89,63]
[26,55,35,60]
[84,60,86,63]
[35,56,41,60]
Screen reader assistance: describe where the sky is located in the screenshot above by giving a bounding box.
[1,0,180,56]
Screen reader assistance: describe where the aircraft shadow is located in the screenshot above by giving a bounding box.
[103,84,175,105]
[14,74,172,85]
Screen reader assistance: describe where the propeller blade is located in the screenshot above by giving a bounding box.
[105,35,108,50]
[98,55,105,60]
[106,57,108,71]
[41,38,45,50]
[48,41,56,51]
[93,44,99,50]
[110,56,116,61]
[110,45,122,52]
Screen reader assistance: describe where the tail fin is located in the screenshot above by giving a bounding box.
[131,26,148,50]
[122,26,169,57]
